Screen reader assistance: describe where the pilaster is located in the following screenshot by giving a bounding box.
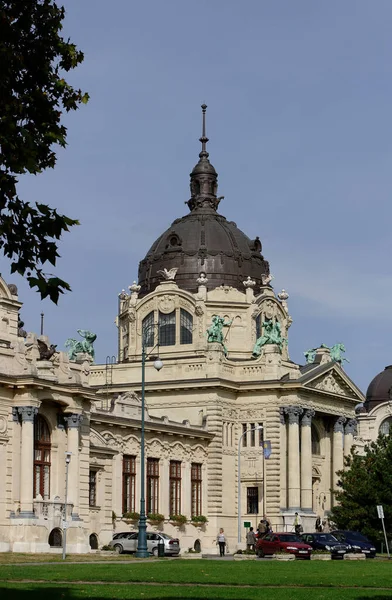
[64,413,83,519]
[18,406,38,517]
[332,416,346,505]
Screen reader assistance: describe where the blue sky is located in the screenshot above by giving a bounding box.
[10,0,392,392]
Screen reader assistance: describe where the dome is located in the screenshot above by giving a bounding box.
[365,365,392,411]
[138,106,270,297]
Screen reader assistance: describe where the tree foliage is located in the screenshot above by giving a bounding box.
[0,0,88,302]
[330,435,392,542]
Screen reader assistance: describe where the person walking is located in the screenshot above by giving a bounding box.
[216,528,226,557]
[293,512,303,535]
[246,527,257,551]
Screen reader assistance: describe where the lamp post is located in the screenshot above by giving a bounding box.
[237,426,263,545]
[136,325,163,558]
[62,451,72,560]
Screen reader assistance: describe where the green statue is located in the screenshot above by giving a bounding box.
[207,315,232,356]
[304,348,317,364]
[65,329,97,361]
[330,343,349,366]
[252,319,286,357]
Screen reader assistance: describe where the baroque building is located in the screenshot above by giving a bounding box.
[0,107,366,553]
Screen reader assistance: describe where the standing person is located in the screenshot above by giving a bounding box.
[293,512,303,535]
[322,518,330,533]
[246,527,256,551]
[257,519,267,537]
[315,516,323,532]
[216,528,226,557]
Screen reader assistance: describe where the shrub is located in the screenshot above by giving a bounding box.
[123,511,140,521]
[101,545,112,551]
[191,515,208,524]
[169,514,187,525]
[147,513,165,523]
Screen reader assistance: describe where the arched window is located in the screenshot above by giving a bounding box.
[142,311,154,347]
[49,528,62,548]
[34,415,51,499]
[255,314,261,339]
[159,311,176,346]
[180,309,193,344]
[379,417,392,436]
[311,425,320,455]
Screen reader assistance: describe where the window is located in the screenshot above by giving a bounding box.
[147,458,159,514]
[142,312,155,347]
[191,463,202,517]
[258,423,264,447]
[122,455,136,514]
[379,418,392,436]
[159,311,176,346]
[247,487,259,514]
[180,309,193,344]
[250,424,255,447]
[169,460,182,516]
[311,425,321,455]
[34,415,51,500]
[89,470,97,507]
[255,314,262,339]
[242,423,247,447]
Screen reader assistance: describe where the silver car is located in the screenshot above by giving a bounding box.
[109,531,180,556]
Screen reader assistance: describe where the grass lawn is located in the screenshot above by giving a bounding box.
[1,559,391,600]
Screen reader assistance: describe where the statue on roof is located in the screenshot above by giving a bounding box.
[330,343,349,366]
[65,330,97,361]
[207,315,232,356]
[252,319,286,357]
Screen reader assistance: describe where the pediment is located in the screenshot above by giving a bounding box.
[303,366,364,401]
[90,428,109,448]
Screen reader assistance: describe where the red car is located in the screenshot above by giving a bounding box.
[256,532,312,559]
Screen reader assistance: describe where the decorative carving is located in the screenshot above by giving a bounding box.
[333,416,346,433]
[283,406,304,424]
[196,272,208,285]
[17,317,27,338]
[261,273,273,286]
[344,419,357,435]
[0,416,7,434]
[301,409,315,427]
[17,406,38,422]
[277,289,289,314]
[313,374,348,396]
[128,281,141,294]
[7,283,18,295]
[195,305,204,317]
[158,295,176,314]
[243,276,256,288]
[64,413,83,429]
[65,330,97,361]
[157,268,178,281]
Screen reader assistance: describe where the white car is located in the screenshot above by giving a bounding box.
[109,531,180,556]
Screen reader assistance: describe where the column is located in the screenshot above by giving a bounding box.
[64,413,83,519]
[284,406,303,509]
[344,419,356,459]
[332,416,346,505]
[18,406,38,517]
[300,409,315,511]
[279,409,287,508]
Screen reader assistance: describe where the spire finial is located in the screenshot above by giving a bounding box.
[199,104,209,156]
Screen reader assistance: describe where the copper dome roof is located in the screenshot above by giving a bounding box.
[365,365,392,412]
[138,106,270,297]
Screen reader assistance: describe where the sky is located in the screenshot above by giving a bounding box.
[9,0,392,393]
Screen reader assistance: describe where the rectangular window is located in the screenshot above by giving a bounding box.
[191,463,202,517]
[258,424,264,447]
[122,455,136,514]
[250,424,256,447]
[169,460,182,516]
[159,311,176,346]
[142,311,155,347]
[147,458,159,514]
[180,309,193,344]
[242,423,247,447]
[256,314,261,339]
[247,487,259,514]
[89,470,97,507]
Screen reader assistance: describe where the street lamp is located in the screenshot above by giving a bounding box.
[136,324,163,558]
[237,425,263,545]
[62,451,72,560]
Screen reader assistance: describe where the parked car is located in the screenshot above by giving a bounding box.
[109,531,180,556]
[256,532,312,559]
[300,533,349,558]
[331,530,376,558]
